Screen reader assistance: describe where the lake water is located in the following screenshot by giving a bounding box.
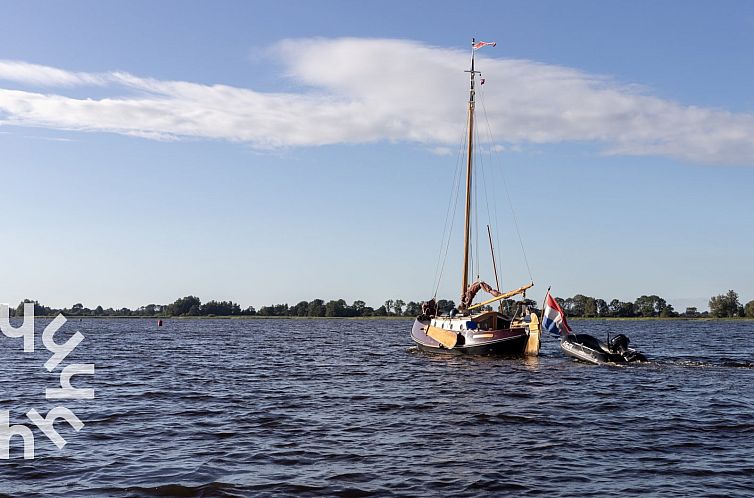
[1,318,753,497]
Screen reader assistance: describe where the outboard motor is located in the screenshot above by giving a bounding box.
[609,334,630,355]
[609,334,648,362]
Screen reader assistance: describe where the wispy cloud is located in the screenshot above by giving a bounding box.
[23,135,77,142]
[0,60,109,87]
[429,146,454,156]
[1,38,753,165]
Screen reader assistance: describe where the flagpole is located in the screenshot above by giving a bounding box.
[539,286,551,335]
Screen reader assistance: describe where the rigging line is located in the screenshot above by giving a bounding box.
[477,84,535,284]
[432,120,468,298]
[433,143,464,297]
[474,117,484,280]
[477,132,494,233]
[472,134,480,281]
[472,125,477,280]
[477,86,505,290]
[432,114,469,287]
[469,128,479,281]
[473,110,496,285]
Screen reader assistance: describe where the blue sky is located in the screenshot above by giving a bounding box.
[2,1,754,311]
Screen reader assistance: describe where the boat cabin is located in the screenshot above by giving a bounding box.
[429,311,516,332]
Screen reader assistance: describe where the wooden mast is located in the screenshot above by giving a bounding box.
[461,40,477,307]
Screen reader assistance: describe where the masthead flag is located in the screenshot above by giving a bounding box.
[473,41,497,50]
[542,292,572,336]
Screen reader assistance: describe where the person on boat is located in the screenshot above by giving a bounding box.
[513,301,531,322]
[421,298,437,318]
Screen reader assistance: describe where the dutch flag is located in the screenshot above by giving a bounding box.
[473,41,497,50]
[542,291,572,336]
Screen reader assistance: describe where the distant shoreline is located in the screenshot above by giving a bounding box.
[13,290,751,320]
[25,315,754,321]
[31,315,415,320]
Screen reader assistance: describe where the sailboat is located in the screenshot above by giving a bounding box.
[411,39,540,356]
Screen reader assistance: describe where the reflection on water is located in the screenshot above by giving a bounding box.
[0,318,753,497]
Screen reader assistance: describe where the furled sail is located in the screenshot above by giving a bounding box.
[461,280,501,310]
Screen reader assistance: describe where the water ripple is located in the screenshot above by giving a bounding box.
[1,318,753,496]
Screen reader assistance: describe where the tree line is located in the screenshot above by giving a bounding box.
[5,296,457,318]
[6,290,754,318]
[554,290,754,319]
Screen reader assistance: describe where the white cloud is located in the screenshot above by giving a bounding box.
[428,146,454,156]
[23,135,77,142]
[0,60,109,87]
[1,38,754,165]
[489,144,522,153]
